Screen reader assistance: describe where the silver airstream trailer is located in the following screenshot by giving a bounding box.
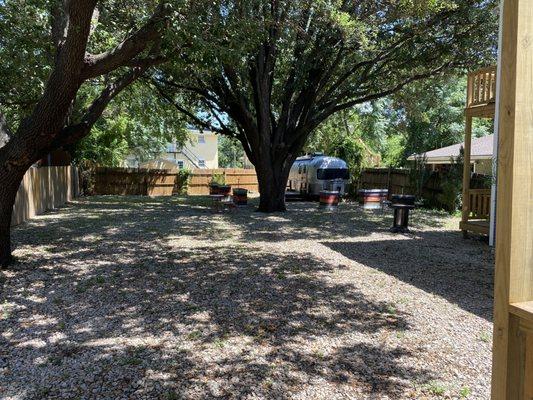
[287,153,349,197]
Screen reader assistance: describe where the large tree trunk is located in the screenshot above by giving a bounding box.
[255,150,295,213]
[256,165,287,212]
[0,169,25,268]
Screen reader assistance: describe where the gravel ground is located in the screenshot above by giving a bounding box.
[0,195,494,399]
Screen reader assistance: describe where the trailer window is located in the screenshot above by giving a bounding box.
[317,168,349,180]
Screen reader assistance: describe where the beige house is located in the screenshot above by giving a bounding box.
[133,129,218,170]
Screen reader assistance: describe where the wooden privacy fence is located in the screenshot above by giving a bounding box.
[188,168,259,195]
[359,168,446,206]
[360,168,413,196]
[94,167,180,196]
[12,166,79,226]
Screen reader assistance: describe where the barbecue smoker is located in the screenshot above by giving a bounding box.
[287,153,350,197]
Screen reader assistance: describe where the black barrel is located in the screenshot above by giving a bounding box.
[218,185,231,196]
[390,194,416,206]
[233,188,248,205]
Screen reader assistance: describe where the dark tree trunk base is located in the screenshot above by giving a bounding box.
[0,227,13,269]
[257,201,287,213]
[0,253,14,269]
[256,165,290,213]
[0,170,24,269]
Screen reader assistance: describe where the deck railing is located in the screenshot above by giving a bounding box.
[466,66,497,108]
[467,189,491,220]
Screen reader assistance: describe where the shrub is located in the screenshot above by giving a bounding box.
[175,169,191,194]
[437,149,464,213]
[76,159,97,196]
[210,173,225,186]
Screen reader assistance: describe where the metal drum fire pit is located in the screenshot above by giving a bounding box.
[319,190,340,210]
[389,194,416,233]
[233,188,248,206]
[358,189,388,210]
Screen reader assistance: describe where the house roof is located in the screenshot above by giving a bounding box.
[408,134,494,163]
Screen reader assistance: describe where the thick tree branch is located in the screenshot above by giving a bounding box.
[152,81,231,135]
[312,62,453,135]
[0,0,97,170]
[51,64,152,150]
[81,2,171,80]
[0,111,12,148]
[51,0,69,51]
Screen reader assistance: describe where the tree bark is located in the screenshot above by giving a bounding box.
[256,167,287,212]
[0,67,149,267]
[254,147,295,213]
[0,1,170,267]
[0,168,25,268]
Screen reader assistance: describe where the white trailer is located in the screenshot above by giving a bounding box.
[287,153,349,197]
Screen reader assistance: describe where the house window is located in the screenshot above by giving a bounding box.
[198,159,206,168]
[177,160,184,169]
[167,143,176,152]
[198,135,206,144]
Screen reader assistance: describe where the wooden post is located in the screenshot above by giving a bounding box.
[387,167,392,198]
[461,115,473,237]
[491,0,533,398]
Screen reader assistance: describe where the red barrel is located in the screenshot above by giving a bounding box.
[233,188,248,205]
[358,189,388,210]
[218,185,231,196]
[209,183,220,195]
[319,191,340,209]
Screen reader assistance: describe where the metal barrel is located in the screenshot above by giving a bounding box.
[358,189,388,209]
[218,185,231,196]
[233,188,248,205]
[209,183,220,195]
[319,191,340,209]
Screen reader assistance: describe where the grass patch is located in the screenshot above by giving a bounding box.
[459,386,471,398]
[479,331,492,343]
[426,381,446,396]
[1,300,11,320]
[187,330,202,341]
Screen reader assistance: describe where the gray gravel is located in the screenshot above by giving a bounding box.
[1,195,494,399]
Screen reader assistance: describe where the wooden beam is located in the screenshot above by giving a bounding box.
[461,115,473,237]
[491,0,533,397]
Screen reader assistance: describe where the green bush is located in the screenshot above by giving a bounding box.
[175,169,191,195]
[437,150,464,213]
[210,173,225,185]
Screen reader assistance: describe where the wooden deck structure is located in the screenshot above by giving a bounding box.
[491,0,533,397]
[461,66,497,237]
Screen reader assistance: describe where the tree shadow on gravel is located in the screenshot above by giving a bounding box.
[2,195,441,399]
[322,230,494,321]
[12,196,453,251]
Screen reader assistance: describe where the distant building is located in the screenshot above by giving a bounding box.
[407,134,494,175]
[127,129,219,170]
